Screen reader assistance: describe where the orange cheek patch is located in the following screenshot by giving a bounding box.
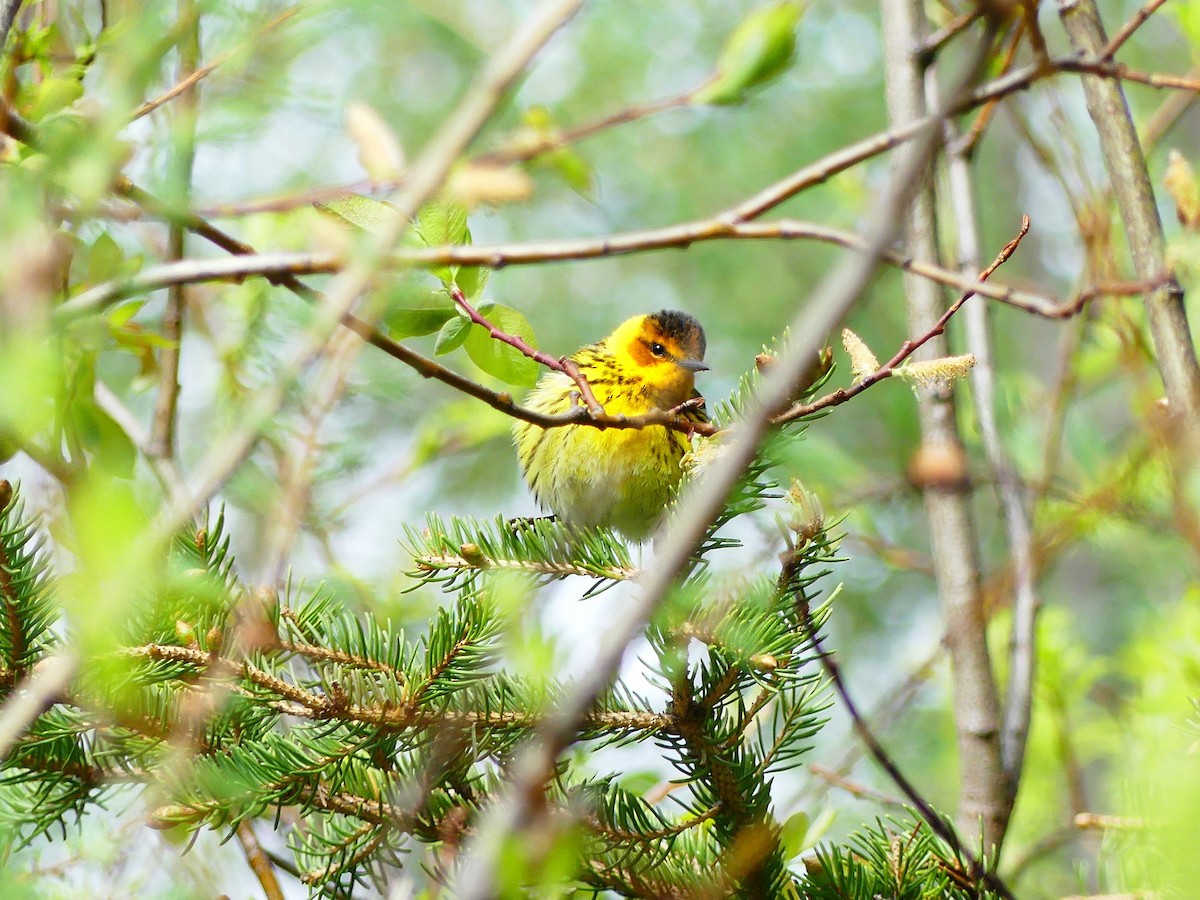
[627,341,658,369]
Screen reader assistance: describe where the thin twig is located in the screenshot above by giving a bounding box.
[130,8,298,121]
[797,603,1015,899]
[915,8,981,63]
[1139,66,1200,149]
[1100,0,1169,60]
[477,86,698,167]
[149,1,200,461]
[1057,56,1200,93]
[236,821,286,900]
[797,638,945,807]
[956,18,1024,159]
[1073,812,1149,831]
[772,216,1031,425]
[448,285,604,414]
[808,763,909,810]
[1020,0,1050,66]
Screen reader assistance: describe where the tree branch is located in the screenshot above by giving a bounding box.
[449,285,604,414]
[236,821,286,900]
[772,217,1031,425]
[796,602,1015,899]
[939,71,1041,809]
[130,8,298,122]
[882,0,1007,852]
[149,0,200,462]
[1100,0,1170,60]
[0,0,21,52]
[53,219,1070,323]
[1058,0,1200,428]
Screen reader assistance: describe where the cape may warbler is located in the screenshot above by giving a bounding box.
[513,310,709,540]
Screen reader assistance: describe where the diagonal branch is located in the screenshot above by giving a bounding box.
[130,8,298,121]
[1100,0,1170,60]
[449,285,604,414]
[0,0,21,52]
[772,217,1031,425]
[796,601,1015,899]
[1058,0,1200,427]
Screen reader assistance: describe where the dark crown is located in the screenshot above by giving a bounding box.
[647,310,706,358]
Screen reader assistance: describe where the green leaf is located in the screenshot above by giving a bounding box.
[314,195,404,235]
[693,1,804,106]
[87,233,124,285]
[386,291,458,338]
[410,200,473,287]
[415,199,469,247]
[779,810,810,862]
[463,303,540,387]
[543,148,595,200]
[29,77,84,121]
[455,265,489,301]
[106,299,145,328]
[434,315,471,355]
[70,395,137,479]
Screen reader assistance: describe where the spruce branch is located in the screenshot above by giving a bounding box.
[404,514,637,590]
[0,482,57,688]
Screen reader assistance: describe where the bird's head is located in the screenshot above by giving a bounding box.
[606,310,708,408]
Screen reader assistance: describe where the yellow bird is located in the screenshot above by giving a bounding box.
[513,310,709,540]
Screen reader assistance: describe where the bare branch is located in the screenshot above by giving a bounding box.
[0,0,22,52]
[796,602,1014,899]
[54,219,1067,322]
[448,285,605,414]
[477,85,699,167]
[0,654,75,759]
[915,8,981,63]
[1100,0,1170,60]
[807,763,909,810]
[772,217,1031,425]
[939,69,1042,806]
[884,0,1008,853]
[236,822,286,900]
[130,8,298,122]
[149,1,201,462]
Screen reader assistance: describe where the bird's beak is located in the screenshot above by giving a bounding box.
[676,357,709,373]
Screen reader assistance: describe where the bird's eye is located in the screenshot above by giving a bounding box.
[649,342,667,358]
